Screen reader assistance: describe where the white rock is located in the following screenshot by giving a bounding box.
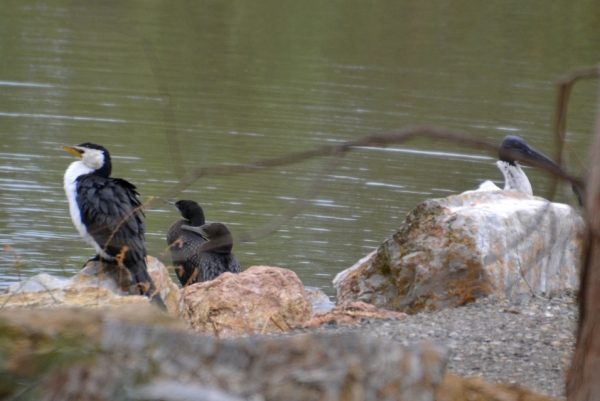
[334,190,584,313]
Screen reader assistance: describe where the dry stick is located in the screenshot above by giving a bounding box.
[234,150,344,244]
[160,125,584,244]
[211,319,221,338]
[260,316,271,335]
[161,126,496,197]
[269,316,291,333]
[548,65,600,200]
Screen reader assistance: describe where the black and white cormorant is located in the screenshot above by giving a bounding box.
[477,135,582,204]
[164,199,207,287]
[62,142,165,308]
[181,222,242,282]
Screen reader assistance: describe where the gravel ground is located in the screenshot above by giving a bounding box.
[304,290,578,399]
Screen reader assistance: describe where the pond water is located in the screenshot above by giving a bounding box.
[1,1,598,296]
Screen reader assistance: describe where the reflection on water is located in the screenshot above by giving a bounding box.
[0,1,598,296]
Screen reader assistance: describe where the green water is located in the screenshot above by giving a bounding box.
[0,1,598,295]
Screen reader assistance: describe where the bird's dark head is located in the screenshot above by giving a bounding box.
[175,200,205,226]
[62,142,111,177]
[498,136,534,165]
[183,222,233,254]
[498,135,584,204]
[499,135,558,169]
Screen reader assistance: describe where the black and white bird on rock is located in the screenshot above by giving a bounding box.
[181,222,242,283]
[164,199,207,287]
[62,142,165,308]
[476,135,582,205]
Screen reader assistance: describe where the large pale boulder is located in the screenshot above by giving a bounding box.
[2,256,180,314]
[180,266,313,337]
[0,306,448,401]
[334,190,584,313]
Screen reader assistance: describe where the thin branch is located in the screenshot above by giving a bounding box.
[158,125,584,244]
[160,126,498,197]
[233,149,344,244]
[548,65,600,200]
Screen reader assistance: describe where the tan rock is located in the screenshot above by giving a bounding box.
[435,373,559,401]
[304,301,406,328]
[334,191,584,313]
[2,256,180,314]
[0,286,149,308]
[180,265,312,337]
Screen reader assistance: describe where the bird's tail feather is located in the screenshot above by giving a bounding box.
[127,261,167,310]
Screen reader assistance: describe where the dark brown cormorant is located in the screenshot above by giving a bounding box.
[62,143,165,309]
[181,222,242,282]
[164,199,207,287]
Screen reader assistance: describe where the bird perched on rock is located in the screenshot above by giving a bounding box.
[62,142,165,308]
[164,199,207,287]
[181,222,242,282]
[477,135,582,204]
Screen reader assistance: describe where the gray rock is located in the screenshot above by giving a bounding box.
[334,190,584,313]
[1,256,180,313]
[305,286,336,313]
[0,306,448,401]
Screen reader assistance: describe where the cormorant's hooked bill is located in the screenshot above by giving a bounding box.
[62,142,165,308]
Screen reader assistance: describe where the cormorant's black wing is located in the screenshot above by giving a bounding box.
[198,252,242,282]
[76,175,146,264]
[76,174,165,309]
[167,220,206,286]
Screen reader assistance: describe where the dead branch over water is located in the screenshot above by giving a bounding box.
[159,125,584,243]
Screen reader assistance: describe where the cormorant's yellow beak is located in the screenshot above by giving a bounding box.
[62,146,83,158]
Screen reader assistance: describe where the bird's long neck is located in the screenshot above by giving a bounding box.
[188,212,205,226]
[496,160,533,196]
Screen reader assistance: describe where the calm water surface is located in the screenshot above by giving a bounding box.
[1,1,598,295]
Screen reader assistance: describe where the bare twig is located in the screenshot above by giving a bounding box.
[234,149,344,243]
[158,125,584,244]
[269,315,288,332]
[160,126,499,198]
[549,65,600,200]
